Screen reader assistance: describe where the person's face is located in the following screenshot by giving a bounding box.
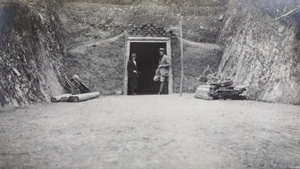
[132,56,136,60]
[159,51,164,56]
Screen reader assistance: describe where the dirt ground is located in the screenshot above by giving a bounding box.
[0,94,300,169]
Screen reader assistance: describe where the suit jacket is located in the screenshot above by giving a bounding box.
[127,60,139,78]
[158,54,170,76]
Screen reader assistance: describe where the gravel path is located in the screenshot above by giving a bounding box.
[0,94,300,169]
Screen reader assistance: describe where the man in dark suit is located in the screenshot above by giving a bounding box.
[127,53,139,95]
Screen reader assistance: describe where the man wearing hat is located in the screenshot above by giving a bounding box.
[127,53,139,95]
[156,48,170,94]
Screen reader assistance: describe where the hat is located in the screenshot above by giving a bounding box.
[159,48,165,51]
[131,53,137,57]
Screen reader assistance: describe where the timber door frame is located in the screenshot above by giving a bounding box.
[124,37,173,95]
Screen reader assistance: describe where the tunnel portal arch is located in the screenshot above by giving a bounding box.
[124,37,173,95]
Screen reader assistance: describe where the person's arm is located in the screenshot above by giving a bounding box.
[128,61,137,73]
[127,61,131,71]
[127,61,134,73]
[158,56,170,68]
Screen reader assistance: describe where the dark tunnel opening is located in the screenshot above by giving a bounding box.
[129,42,167,95]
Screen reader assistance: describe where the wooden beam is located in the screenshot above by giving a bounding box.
[179,14,184,96]
[51,94,72,103]
[127,37,170,41]
[68,92,100,102]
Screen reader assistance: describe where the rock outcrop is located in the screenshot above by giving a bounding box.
[0,1,66,111]
[217,0,300,104]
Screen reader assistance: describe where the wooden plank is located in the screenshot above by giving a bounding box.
[124,34,130,95]
[179,14,184,96]
[197,85,214,89]
[210,80,233,87]
[234,86,248,90]
[166,40,173,94]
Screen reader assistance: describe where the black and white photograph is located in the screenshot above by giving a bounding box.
[0,0,300,168]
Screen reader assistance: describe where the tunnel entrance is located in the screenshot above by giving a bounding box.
[124,37,173,95]
[129,42,166,95]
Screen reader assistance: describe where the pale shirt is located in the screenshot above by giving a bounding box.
[133,60,137,73]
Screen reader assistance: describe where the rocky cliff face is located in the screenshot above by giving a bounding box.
[217,0,300,104]
[0,1,66,111]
